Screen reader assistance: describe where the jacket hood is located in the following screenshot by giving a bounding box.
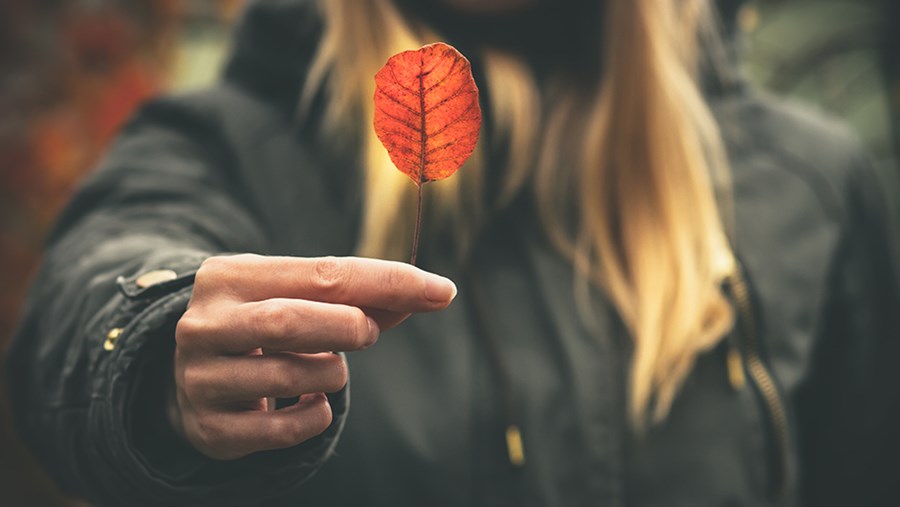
[222,0,746,109]
[223,0,322,107]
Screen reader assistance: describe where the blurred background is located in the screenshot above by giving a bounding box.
[0,0,897,505]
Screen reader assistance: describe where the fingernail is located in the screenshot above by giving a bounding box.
[425,274,457,303]
[365,317,379,347]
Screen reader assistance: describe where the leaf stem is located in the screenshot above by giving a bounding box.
[410,182,424,265]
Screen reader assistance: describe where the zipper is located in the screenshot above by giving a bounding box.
[728,261,790,500]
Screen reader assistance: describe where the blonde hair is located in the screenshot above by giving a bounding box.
[303,0,735,426]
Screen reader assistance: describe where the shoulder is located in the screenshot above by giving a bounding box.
[714,87,872,222]
[115,83,300,171]
[223,0,323,108]
[104,83,359,255]
[128,84,282,131]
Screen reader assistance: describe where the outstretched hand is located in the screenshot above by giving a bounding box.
[170,254,457,459]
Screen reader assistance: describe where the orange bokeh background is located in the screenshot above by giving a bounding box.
[0,2,243,504]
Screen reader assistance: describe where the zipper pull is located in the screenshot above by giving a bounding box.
[726,340,746,390]
[505,425,526,467]
[724,253,746,391]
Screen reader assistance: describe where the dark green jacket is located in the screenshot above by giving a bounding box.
[8,1,900,505]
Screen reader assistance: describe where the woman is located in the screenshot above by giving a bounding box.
[8,0,899,505]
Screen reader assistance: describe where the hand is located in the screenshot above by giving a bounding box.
[170,254,457,460]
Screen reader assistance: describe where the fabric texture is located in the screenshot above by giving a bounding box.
[7,0,900,506]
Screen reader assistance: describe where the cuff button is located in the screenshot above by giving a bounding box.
[103,327,123,351]
[135,269,178,288]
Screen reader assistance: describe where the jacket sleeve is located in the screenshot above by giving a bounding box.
[795,151,900,506]
[5,95,348,506]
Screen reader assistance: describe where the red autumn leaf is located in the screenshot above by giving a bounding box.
[373,42,481,186]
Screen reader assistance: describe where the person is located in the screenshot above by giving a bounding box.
[7,0,900,505]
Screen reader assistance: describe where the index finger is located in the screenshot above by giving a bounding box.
[201,255,457,313]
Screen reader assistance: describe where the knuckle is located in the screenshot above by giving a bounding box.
[268,417,304,448]
[252,300,291,342]
[230,253,260,264]
[382,264,408,293]
[326,355,349,392]
[311,257,346,293]
[379,264,413,309]
[196,254,259,292]
[196,256,228,286]
[342,307,370,349]
[175,311,207,348]
[181,368,201,400]
[192,412,224,448]
[308,398,334,435]
[268,358,298,394]
[180,366,206,399]
[266,397,332,448]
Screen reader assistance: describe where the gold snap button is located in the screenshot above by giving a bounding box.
[104,327,123,351]
[135,269,178,288]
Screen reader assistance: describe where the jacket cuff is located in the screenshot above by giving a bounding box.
[91,254,348,505]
